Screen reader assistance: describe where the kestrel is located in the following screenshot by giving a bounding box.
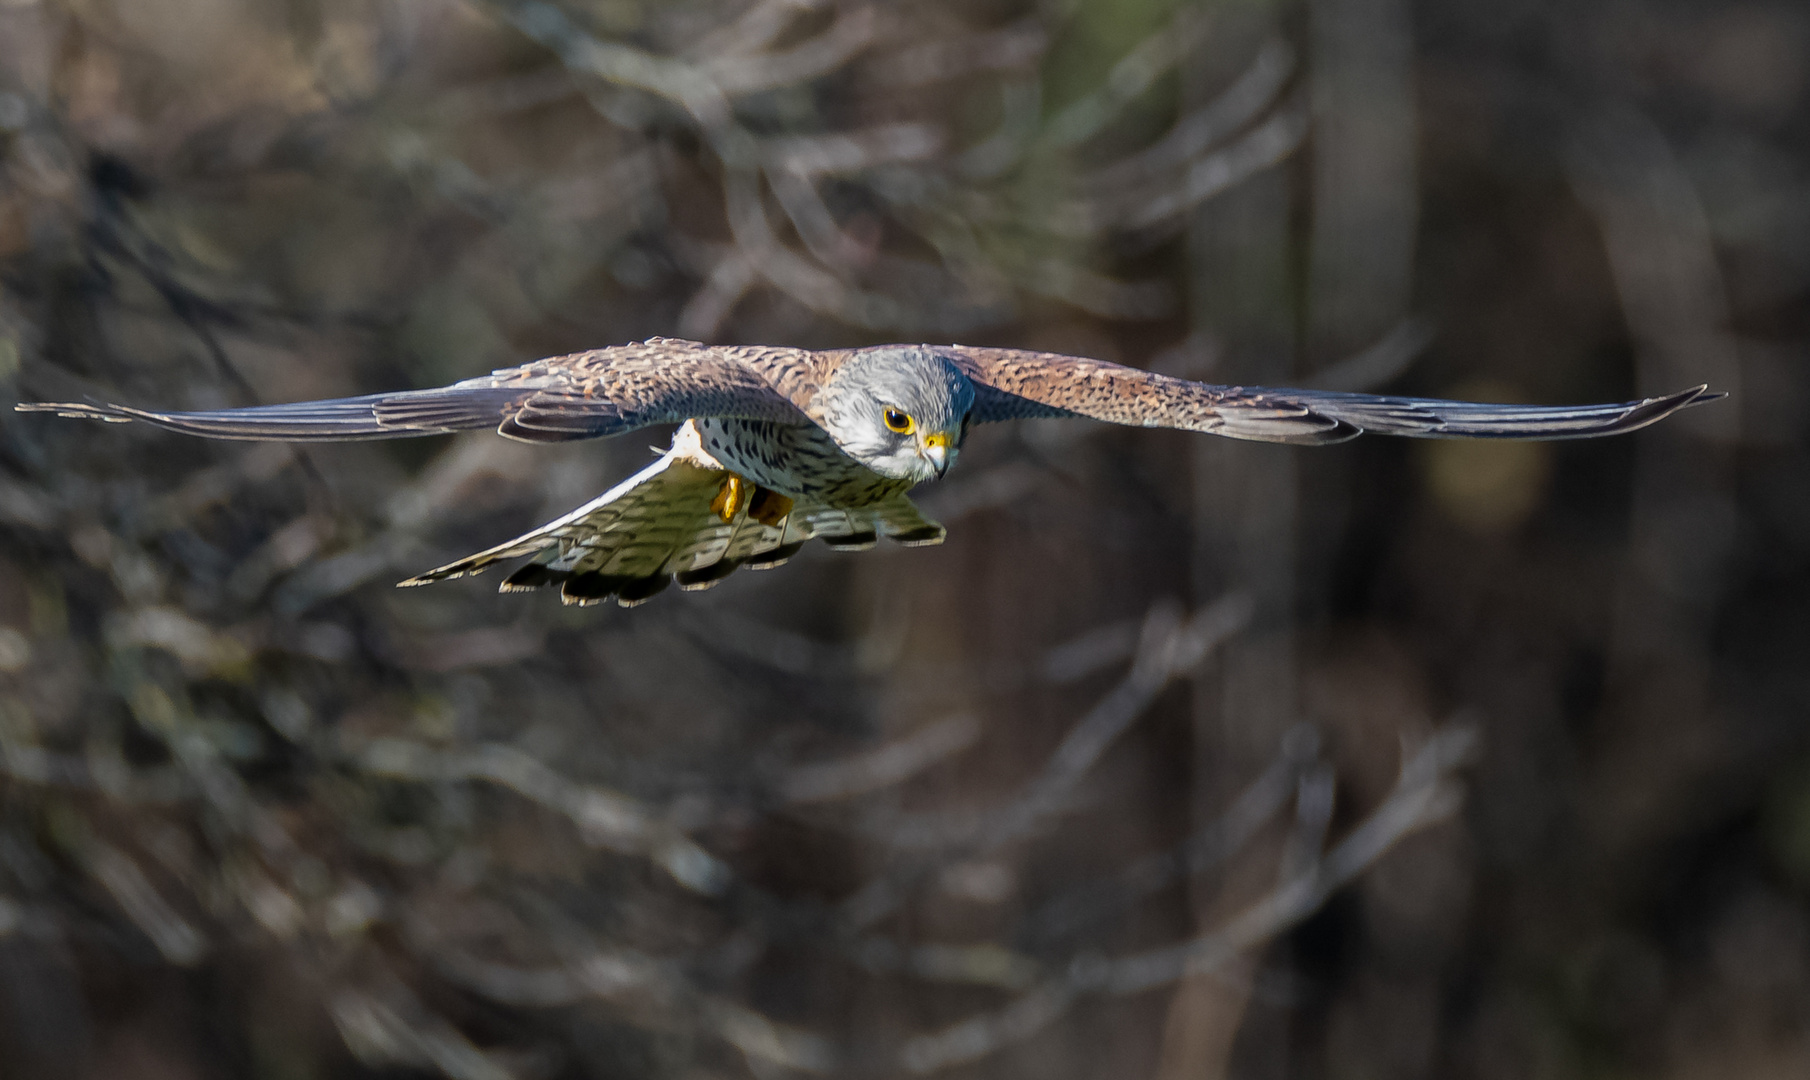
[19,339,1719,607]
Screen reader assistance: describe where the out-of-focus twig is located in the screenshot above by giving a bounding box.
[1305,315,1434,392]
[838,594,1254,931]
[783,713,981,804]
[87,843,208,966]
[866,18,1047,88]
[331,984,519,1080]
[1082,39,1296,193]
[1566,105,1741,439]
[1021,726,1319,946]
[356,738,732,895]
[703,5,879,96]
[879,593,1254,853]
[1058,106,1309,236]
[898,724,1480,1073]
[1039,6,1217,150]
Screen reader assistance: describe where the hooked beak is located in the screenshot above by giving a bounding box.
[919,431,955,478]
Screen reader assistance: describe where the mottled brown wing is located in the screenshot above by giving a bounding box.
[16,338,810,444]
[947,346,1720,444]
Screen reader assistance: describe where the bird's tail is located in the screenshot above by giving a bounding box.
[399,422,944,607]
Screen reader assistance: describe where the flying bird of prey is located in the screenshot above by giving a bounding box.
[19,339,1719,607]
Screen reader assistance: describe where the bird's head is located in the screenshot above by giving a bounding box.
[816,346,975,483]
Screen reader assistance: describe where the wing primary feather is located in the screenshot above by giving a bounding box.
[947,346,1719,443]
[1294,383,1718,439]
[16,388,524,441]
[18,338,811,446]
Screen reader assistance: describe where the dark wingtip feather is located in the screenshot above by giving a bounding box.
[15,401,136,422]
[675,559,742,591]
[21,388,527,442]
[1676,384,1724,405]
[498,563,562,593]
[561,572,626,606]
[744,541,806,570]
[399,555,500,587]
[888,524,947,547]
[821,531,878,552]
[1302,381,1728,440]
[1609,384,1723,435]
[614,575,671,608]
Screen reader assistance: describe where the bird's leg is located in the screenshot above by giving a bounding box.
[709,474,793,527]
[748,487,794,527]
[710,474,750,523]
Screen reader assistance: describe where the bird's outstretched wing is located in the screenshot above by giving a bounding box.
[15,339,809,444]
[946,346,1721,444]
[403,422,944,607]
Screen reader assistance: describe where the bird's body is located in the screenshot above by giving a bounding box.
[19,337,1721,607]
[693,416,912,507]
[413,418,941,606]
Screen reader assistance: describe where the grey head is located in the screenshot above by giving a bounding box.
[814,346,977,483]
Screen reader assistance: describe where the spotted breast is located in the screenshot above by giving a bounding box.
[694,418,914,508]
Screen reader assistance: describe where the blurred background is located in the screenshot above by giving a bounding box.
[0,0,1805,1077]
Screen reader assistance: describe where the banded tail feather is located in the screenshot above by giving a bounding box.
[399,422,945,607]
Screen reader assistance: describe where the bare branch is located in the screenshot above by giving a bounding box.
[685,0,833,63]
[1058,106,1309,236]
[713,999,837,1074]
[1022,727,1318,946]
[501,2,736,135]
[765,124,942,177]
[89,843,208,966]
[1566,105,1741,440]
[783,713,982,804]
[1082,39,1297,192]
[872,594,1253,854]
[1040,7,1217,150]
[1305,315,1435,392]
[330,985,519,1080]
[853,937,1042,990]
[356,739,732,895]
[705,6,880,96]
[678,248,758,340]
[897,724,1480,1073]
[866,19,1047,88]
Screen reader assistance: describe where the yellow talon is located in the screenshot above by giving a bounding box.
[710,474,749,523]
[748,486,794,527]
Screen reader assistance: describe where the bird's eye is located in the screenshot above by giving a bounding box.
[883,408,915,434]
